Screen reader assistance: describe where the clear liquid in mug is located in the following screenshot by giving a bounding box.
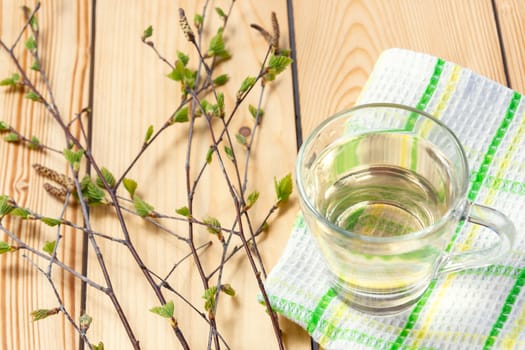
[309,132,456,301]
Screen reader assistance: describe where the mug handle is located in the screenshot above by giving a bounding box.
[438,202,516,274]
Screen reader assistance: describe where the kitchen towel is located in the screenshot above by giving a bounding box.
[263,48,525,350]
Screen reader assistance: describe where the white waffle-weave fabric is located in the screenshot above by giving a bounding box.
[263,49,525,350]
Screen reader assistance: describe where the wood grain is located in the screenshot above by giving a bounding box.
[0,0,90,349]
[495,0,525,93]
[87,1,307,349]
[292,0,508,136]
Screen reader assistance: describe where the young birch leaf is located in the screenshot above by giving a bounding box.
[215,7,226,18]
[235,133,246,146]
[142,25,153,40]
[63,148,84,170]
[86,181,105,204]
[203,286,218,311]
[203,217,221,235]
[0,195,13,216]
[144,125,154,144]
[208,28,230,58]
[0,241,15,254]
[275,173,293,203]
[28,136,40,149]
[43,240,56,255]
[268,55,293,74]
[217,92,225,115]
[96,167,116,188]
[31,308,60,321]
[0,121,9,131]
[220,283,236,296]
[25,36,36,50]
[194,14,203,28]
[205,146,213,164]
[149,301,174,318]
[41,217,62,227]
[172,106,189,123]
[249,104,264,119]
[213,74,229,86]
[25,90,40,102]
[237,77,256,99]
[11,207,29,219]
[92,342,104,350]
[167,60,186,82]
[0,73,20,87]
[79,314,93,333]
[175,206,190,217]
[134,196,154,217]
[123,178,138,198]
[177,51,189,66]
[3,133,19,143]
[246,191,260,209]
[31,60,40,71]
[224,146,234,161]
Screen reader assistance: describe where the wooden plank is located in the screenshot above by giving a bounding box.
[0,0,91,349]
[292,0,507,136]
[495,0,525,93]
[87,1,308,349]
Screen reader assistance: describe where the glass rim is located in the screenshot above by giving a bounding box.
[295,102,470,243]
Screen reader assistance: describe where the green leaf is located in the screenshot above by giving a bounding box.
[0,195,13,216]
[31,308,59,321]
[43,240,56,255]
[86,181,105,204]
[11,207,29,219]
[25,90,40,101]
[203,286,218,311]
[200,100,219,117]
[123,178,138,198]
[208,28,230,58]
[134,196,154,217]
[92,342,104,350]
[215,7,226,18]
[220,283,236,296]
[205,146,213,164]
[274,173,293,203]
[172,106,189,123]
[268,55,293,74]
[142,25,153,40]
[3,133,19,143]
[213,74,229,86]
[203,217,221,235]
[246,191,260,209]
[0,241,15,254]
[149,301,174,318]
[167,60,186,82]
[194,14,203,28]
[0,73,21,87]
[29,14,38,31]
[144,125,154,144]
[224,146,234,161]
[63,148,84,171]
[237,77,256,98]
[96,167,116,188]
[79,313,93,332]
[217,92,224,115]
[249,104,264,119]
[0,121,9,131]
[28,136,40,149]
[177,51,189,66]
[25,36,36,50]
[175,206,190,217]
[235,133,246,146]
[30,60,40,71]
[41,217,62,227]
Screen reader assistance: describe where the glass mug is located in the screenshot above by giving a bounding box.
[296,103,515,315]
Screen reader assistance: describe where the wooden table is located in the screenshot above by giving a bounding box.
[0,1,523,349]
